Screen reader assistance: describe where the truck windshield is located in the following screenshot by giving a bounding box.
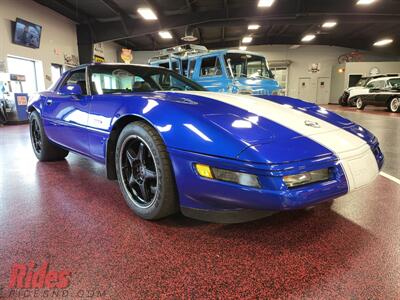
[224,53,272,79]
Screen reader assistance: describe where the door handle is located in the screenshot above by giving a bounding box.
[46,99,53,105]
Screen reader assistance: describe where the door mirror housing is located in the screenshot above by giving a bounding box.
[59,84,83,96]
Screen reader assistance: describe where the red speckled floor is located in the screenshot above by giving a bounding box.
[1,119,400,299]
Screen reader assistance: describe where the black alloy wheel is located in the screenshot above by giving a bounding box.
[115,121,178,220]
[31,118,42,154]
[120,136,158,207]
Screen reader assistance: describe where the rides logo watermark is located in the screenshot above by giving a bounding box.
[1,261,106,298]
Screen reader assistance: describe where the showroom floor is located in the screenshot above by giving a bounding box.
[1,106,400,299]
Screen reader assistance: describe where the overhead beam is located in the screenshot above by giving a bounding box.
[99,0,131,35]
[92,10,400,43]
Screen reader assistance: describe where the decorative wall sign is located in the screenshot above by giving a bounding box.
[64,54,79,67]
[121,48,133,64]
[369,67,380,76]
[93,43,105,62]
[308,63,321,73]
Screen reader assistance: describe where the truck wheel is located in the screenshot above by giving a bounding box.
[388,98,400,113]
[356,97,366,110]
[29,111,69,161]
[115,121,178,220]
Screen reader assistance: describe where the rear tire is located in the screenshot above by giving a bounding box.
[29,111,69,161]
[115,121,178,220]
[356,97,366,110]
[388,97,400,113]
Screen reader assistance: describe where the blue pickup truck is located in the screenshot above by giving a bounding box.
[149,45,281,95]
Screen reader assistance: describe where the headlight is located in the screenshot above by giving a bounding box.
[195,164,261,188]
[283,169,330,188]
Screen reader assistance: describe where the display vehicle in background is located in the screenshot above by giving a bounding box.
[28,63,383,223]
[339,74,399,106]
[354,76,400,112]
[149,44,281,96]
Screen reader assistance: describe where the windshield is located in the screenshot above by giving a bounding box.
[224,53,272,79]
[356,78,368,87]
[90,65,205,95]
[388,78,400,89]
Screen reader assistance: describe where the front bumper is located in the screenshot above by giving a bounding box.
[169,148,353,212]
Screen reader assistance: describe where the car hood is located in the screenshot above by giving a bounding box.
[152,91,367,164]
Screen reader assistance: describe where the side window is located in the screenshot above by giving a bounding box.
[188,60,196,78]
[375,81,384,89]
[171,61,180,73]
[159,62,169,69]
[182,60,188,77]
[61,69,87,94]
[366,82,375,89]
[200,57,222,77]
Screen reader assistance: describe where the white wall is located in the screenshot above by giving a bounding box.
[102,42,121,63]
[0,0,80,90]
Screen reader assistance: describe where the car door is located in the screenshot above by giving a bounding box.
[42,68,90,155]
[370,80,386,105]
[375,80,391,105]
[194,55,226,92]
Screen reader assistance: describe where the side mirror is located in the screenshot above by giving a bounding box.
[59,83,83,96]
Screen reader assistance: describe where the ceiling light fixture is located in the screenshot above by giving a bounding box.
[301,34,316,42]
[258,0,275,7]
[373,38,393,46]
[159,31,173,39]
[239,46,248,51]
[137,7,158,20]
[248,24,260,30]
[322,21,337,28]
[242,36,253,44]
[356,0,376,5]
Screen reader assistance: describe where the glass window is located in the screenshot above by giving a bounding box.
[224,53,272,79]
[89,65,205,95]
[388,78,400,89]
[188,60,196,78]
[63,69,87,94]
[200,57,222,77]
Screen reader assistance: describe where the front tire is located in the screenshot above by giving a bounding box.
[29,111,69,161]
[356,97,366,110]
[115,121,178,220]
[388,97,400,113]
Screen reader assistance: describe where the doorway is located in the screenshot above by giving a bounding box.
[348,74,363,88]
[7,56,42,93]
[298,77,312,102]
[316,77,331,104]
[270,67,288,96]
[51,63,63,84]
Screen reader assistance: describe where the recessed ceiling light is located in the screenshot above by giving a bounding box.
[239,46,248,51]
[373,38,393,46]
[159,31,173,39]
[137,7,158,20]
[322,21,337,28]
[242,36,253,44]
[248,24,260,30]
[301,34,316,42]
[357,0,376,5]
[258,0,275,7]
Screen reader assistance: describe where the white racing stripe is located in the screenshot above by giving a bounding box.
[166,91,380,192]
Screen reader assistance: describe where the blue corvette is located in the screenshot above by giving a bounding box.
[28,63,384,223]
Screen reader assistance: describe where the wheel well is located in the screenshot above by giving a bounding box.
[106,115,154,180]
[386,96,397,106]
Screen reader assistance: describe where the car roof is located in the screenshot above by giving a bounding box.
[68,63,162,72]
[369,76,400,82]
